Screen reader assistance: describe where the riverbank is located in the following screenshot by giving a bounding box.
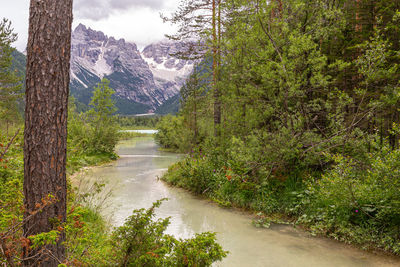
[162,177,400,262]
[79,137,400,266]
[66,136,228,265]
[160,153,400,258]
[0,129,118,265]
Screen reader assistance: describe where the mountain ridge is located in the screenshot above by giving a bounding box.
[70,24,192,114]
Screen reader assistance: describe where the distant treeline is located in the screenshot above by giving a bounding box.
[117,115,162,128]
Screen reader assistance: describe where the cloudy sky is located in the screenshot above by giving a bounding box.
[0,0,180,52]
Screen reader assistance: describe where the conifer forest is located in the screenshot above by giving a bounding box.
[1,0,400,266]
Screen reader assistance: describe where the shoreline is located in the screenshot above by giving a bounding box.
[160,168,400,261]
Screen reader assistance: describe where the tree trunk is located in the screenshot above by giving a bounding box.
[23,0,73,266]
[213,0,221,137]
[193,88,198,144]
[355,0,362,32]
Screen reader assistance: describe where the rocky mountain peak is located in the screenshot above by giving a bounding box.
[74,23,87,33]
[70,24,194,114]
[142,41,194,71]
[73,23,107,44]
[141,40,195,86]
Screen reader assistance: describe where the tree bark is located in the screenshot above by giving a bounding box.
[23,0,73,266]
[213,0,221,137]
[193,85,198,144]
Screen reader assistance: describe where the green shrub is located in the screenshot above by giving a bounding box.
[162,138,400,255]
[108,199,228,266]
[155,115,193,152]
[68,79,119,159]
[301,147,400,253]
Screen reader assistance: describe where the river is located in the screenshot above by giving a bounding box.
[78,137,400,267]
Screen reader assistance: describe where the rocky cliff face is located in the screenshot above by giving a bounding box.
[142,41,195,102]
[70,24,194,114]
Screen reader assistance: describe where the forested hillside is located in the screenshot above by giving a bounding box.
[157,0,400,255]
[11,50,25,78]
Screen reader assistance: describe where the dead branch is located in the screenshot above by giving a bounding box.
[0,128,20,161]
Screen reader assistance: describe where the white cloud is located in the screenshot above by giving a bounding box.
[0,0,181,52]
[0,1,30,51]
[73,6,178,49]
[73,0,177,20]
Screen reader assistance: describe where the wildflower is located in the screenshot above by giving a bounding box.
[355,209,359,213]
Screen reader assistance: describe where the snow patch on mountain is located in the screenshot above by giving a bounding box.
[70,24,196,113]
[143,56,193,82]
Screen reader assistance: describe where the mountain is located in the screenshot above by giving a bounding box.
[11,49,26,78]
[142,41,194,93]
[10,49,26,115]
[155,94,180,115]
[70,24,194,114]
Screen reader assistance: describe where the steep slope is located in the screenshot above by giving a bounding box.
[11,25,193,115]
[71,24,159,114]
[11,49,26,78]
[10,49,26,115]
[142,41,195,97]
[70,24,194,114]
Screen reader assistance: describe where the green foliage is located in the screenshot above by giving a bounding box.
[172,232,227,266]
[158,0,400,254]
[86,78,119,154]
[29,230,60,250]
[155,115,192,152]
[68,79,119,159]
[108,199,173,266]
[118,131,153,140]
[69,69,152,115]
[3,0,400,263]
[0,18,23,132]
[117,115,161,129]
[89,78,117,119]
[300,143,400,253]
[107,199,227,266]
[63,205,110,266]
[63,187,227,266]
[0,76,120,264]
[163,142,400,254]
[0,132,24,265]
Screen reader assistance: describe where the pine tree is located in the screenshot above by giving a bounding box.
[23,0,73,265]
[87,78,118,154]
[180,69,204,144]
[0,18,22,135]
[163,0,224,136]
